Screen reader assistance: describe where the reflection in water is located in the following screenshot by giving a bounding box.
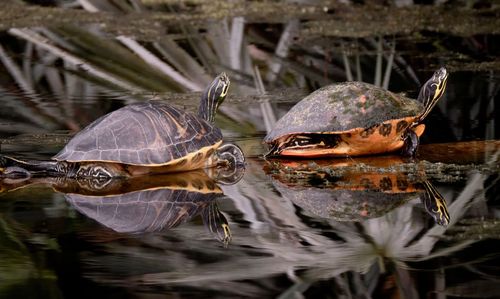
[0,170,236,245]
[265,156,450,226]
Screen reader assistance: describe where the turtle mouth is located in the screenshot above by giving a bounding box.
[267,134,340,157]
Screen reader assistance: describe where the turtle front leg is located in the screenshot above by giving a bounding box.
[212,143,245,185]
[402,129,419,157]
[402,124,426,157]
[216,143,245,168]
[264,142,281,158]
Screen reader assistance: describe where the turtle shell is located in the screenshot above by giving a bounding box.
[273,180,417,222]
[66,183,221,234]
[264,82,423,143]
[264,158,449,226]
[266,159,421,221]
[54,101,222,166]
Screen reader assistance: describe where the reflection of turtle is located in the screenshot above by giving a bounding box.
[0,73,244,179]
[0,170,233,245]
[265,158,449,226]
[264,68,448,157]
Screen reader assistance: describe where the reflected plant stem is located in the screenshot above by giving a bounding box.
[277,271,312,299]
[395,265,418,299]
[335,274,353,298]
[435,267,446,299]
[377,255,386,273]
[352,272,371,298]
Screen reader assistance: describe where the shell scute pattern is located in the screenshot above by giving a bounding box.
[54,101,222,166]
[378,123,392,136]
[265,82,423,142]
[67,189,220,233]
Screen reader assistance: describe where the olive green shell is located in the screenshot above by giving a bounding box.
[272,180,417,222]
[264,82,424,142]
[54,101,222,165]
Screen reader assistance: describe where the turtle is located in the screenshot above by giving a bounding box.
[264,157,450,226]
[264,67,449,158]
[0,73,244,179]
[66,170,232,245]
[0,170,233,245]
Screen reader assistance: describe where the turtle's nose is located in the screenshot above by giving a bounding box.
[437,67,448,79]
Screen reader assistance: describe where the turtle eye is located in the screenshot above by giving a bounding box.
[219,83,229,99]
[215,73,230,106]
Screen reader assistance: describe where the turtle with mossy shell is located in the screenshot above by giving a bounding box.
[264,67,449,158]
[0,73,244,180]
[264,157,450,226]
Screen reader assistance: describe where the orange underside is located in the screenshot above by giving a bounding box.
[279,121,425,158]
[340,173,420,193]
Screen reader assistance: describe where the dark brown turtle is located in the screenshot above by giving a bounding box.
[0,73,244,179]
[264,68,449,158]
[0,170,233,245]
[264,157,450,226]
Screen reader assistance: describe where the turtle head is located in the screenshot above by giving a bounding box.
[198,73,230,123]
[417,67,449,121]
[421,180,450,227]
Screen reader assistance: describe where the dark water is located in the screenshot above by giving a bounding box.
[1,1,499,298]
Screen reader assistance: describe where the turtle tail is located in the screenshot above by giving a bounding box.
[0,155,61,178]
